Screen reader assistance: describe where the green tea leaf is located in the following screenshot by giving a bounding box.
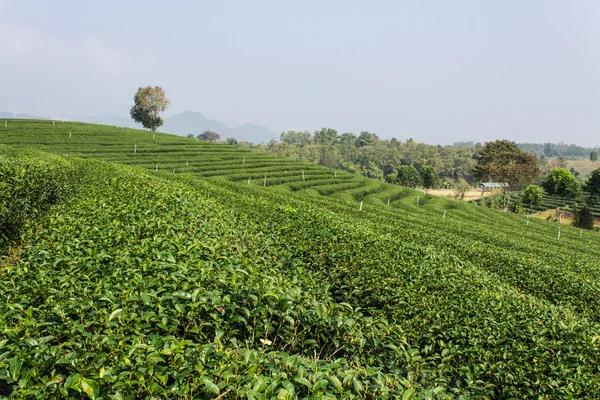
[81,378,100,400]
[202,377,220,395]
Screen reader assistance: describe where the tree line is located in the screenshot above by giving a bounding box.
[231,128,598,187]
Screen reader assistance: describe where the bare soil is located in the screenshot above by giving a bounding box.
[532,208,600,228]
[428,188,495,201]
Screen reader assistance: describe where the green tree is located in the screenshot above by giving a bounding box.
[473,140,540,209]
[280,130,312,146]
[590,151,598,162]
[130,86,170,131]
[574,205,595,230]
[542,168,580,208]
[339,133,357,146]
[522,185,543,209]
[313,128,338,145]
[357,131,376,147]
[420,165,438,193]
[197,130,220,142]
[397,165,421,188]
[585,168,600,205]
[226,137,238,146]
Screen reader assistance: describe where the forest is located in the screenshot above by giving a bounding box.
[235,129,599,185]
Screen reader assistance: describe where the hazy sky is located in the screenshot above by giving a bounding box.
[1,0,599,145]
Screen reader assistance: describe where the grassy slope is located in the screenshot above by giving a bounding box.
[1,120,600,398]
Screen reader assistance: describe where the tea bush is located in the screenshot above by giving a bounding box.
[2,120,600,398]
[0,146,77,244]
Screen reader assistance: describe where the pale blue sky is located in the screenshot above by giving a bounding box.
[1,0,599,145]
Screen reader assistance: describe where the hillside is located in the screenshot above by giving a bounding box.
[2,120,600,398]
[1,111,278,144]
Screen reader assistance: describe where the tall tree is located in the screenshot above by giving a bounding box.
[313,128,338,145]
[130,86,170,132]
[357,131,376,147]
[573,205,595,230]
[473,140,540,208]
[542,168,580,208]
[590,151,598,162]
[397,165,421,188]
[585,168,600,205]
[420,165,439,193]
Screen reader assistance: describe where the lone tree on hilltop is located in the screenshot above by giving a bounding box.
[197,130,220,142]
[590,151,598,162]
[130,86,170,132]
[473,140,539,210]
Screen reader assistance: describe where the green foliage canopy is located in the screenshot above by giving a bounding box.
[585,168,600,205]
[522,185,543,209]
[473,140,539,189]
[129,86,170,132]
[542,168,580,207]
[397,165,421,188]
[313,128,338,145]
[420,165,438,192]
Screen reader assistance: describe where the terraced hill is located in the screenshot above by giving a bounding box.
[2,120,600,398]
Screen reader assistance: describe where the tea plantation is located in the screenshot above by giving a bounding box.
[1,120,600,399]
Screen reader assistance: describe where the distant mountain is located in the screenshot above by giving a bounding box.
[1,110,277,144]
[0,111,49,120]
[161,111,277,143]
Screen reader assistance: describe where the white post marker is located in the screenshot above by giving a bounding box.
[173,169,175,174]
[186,160,189,168]
[53,120,55,126]
[417,197,419,206]
[558,229,561,240]
[248,177,251,185]
[580,229,583,238]
[335,171,337,179]
[443,210,446,219]
[360,201,363,211]
[387,198,390,206]
[302,170,305,181]
[69,132,72,138]
[264,175,267,187]
[526,219,530,226]
[155,164,158,171]
[134,144,137,154]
